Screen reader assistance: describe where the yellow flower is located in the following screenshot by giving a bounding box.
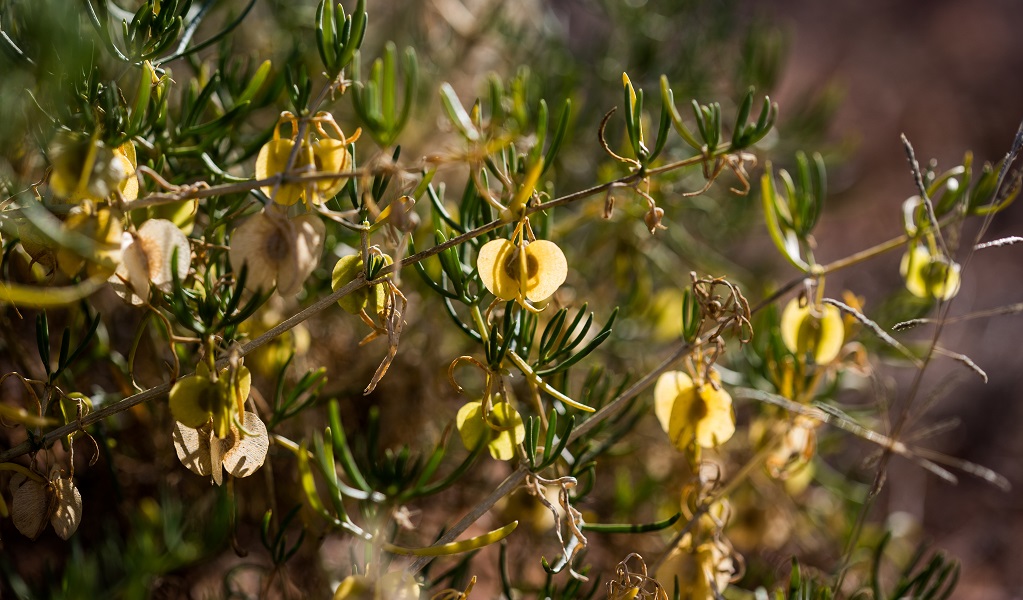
[477,238,567,307]
[456,398,525,461]
[655,535,735,600]
[172,411,269,486]
[49,133,137,203]
[331,254,389,316]
[780,298,844,365]
[255,114,359,206]
[654,371,735,450]
[9,467,82,540]
[169,363,251,439]
[54,206,124,279]
[228,210,325,296]
[900,244,961,300]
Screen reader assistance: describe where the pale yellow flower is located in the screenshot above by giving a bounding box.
[780,298,844,365]
[655,535,735,600]
[456,398,525,461]
[255,115,359,206]
[49,134,137,202]
[331,254,390,316]
[477,238,567,307]
[654,371,735,450]
[900,244,961,300]
[54,206,124,279]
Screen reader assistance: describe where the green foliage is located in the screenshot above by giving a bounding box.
[0,0,1018,598]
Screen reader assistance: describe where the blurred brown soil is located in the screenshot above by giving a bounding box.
[767,1,1023,597]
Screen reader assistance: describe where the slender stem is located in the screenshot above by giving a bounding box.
[404,336,699,576]
[820,232,910,275]
[406,465,529,574]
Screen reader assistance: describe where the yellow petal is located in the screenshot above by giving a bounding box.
[487,401,525,461]
[477,239,518,301]
[332,253,390,315]
[169,374,217,428]
[333,576,374,600]
[256,139,306,205]
[523,240,567,302]
[653,371,693,433]
[87,208,125,278]
[780,299,845,365]
[232,366,252,418]
[332,255,370,314]
[667,382,734,450]
[691,386,735,448]
[312,138,350,198]
[116,143,138,201]
[149,199,199,236]
[900,246,961,301]
[456,401,486,451]
[57,208,124,279]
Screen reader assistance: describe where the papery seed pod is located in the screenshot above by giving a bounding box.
[173,411,269,486]
[49,474,83,540]
[17,222,58,274]
[10,475,51,540]
[9,470,82,540]
[110,219,191,305]
[229,211,325,296]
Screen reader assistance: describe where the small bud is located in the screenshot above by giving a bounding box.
[644,206,666,235]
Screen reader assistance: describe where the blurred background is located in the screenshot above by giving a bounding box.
[765,1,1023,598]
